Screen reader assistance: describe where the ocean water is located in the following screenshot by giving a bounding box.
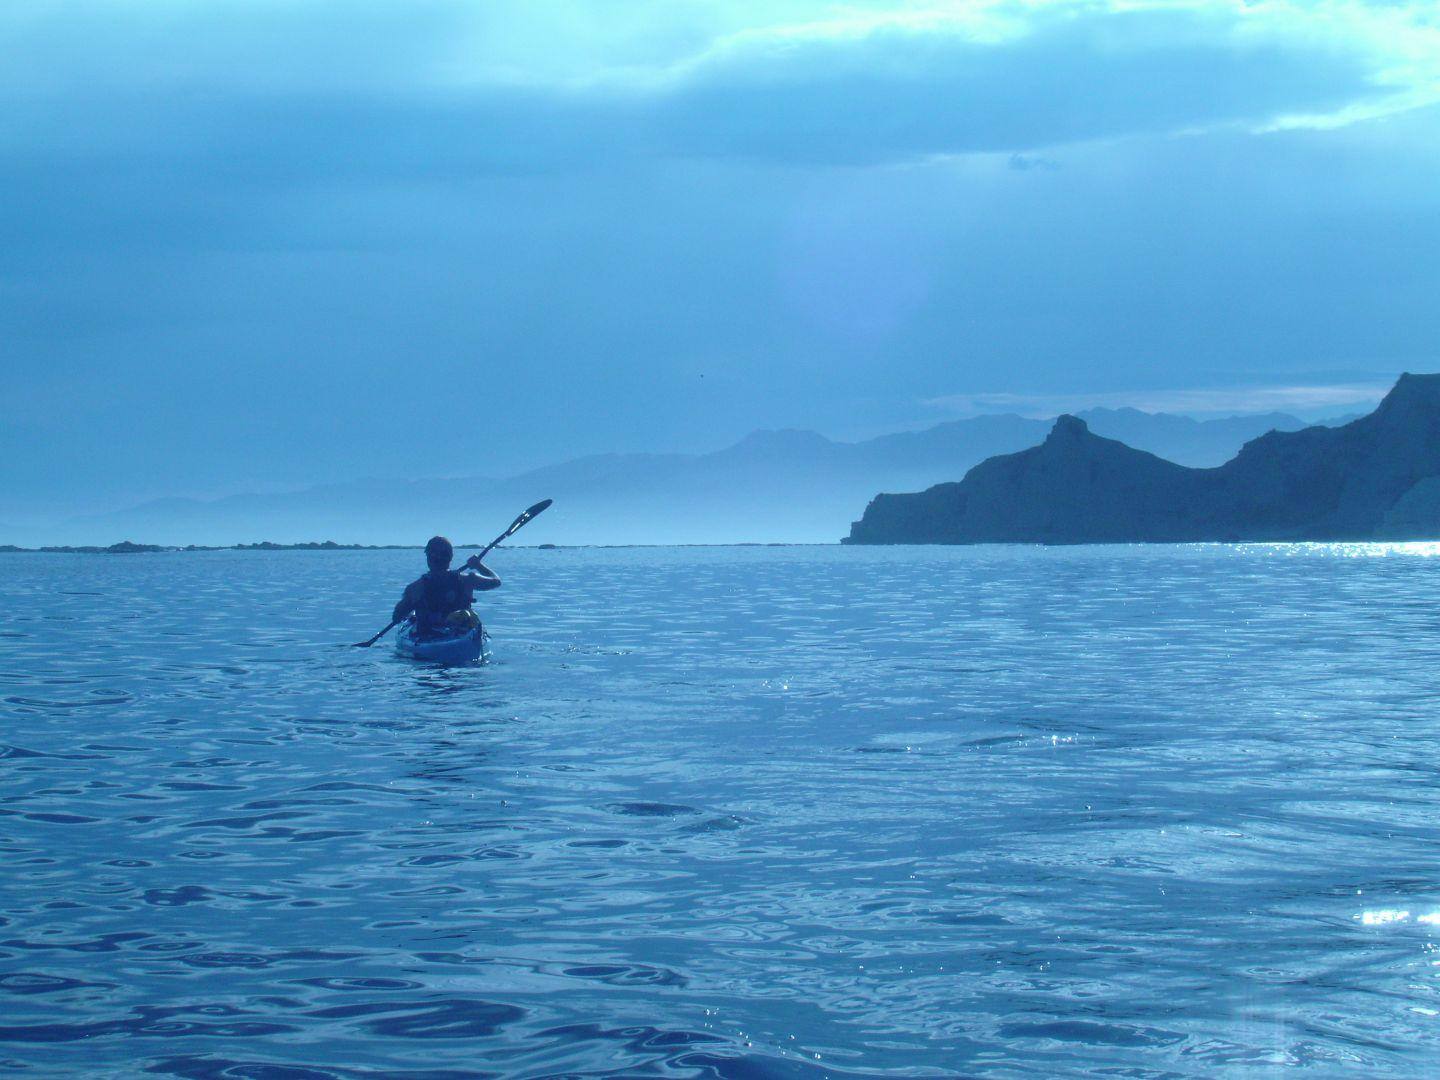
[1,544,1438,1078]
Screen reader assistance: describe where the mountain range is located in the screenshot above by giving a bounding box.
[48,408,1325,547]
[845,374,1440,545]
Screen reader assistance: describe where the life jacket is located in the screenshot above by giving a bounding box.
[414,570,471,633]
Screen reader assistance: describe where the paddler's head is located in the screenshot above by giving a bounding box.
[425,535,454,572]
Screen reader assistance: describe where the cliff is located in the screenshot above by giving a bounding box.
[844,373,1440,545]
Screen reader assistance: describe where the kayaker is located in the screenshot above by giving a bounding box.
[393,536,500,638]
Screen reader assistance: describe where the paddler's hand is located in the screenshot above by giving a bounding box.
[462,557,501,589]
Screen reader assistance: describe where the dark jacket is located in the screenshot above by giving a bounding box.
[413,570,472,633]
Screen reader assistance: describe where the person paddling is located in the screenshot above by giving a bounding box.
[352,501,549,650]
[393,535,500,639]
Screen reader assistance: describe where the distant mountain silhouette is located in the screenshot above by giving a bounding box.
[845,374,1440,545]
[64,408,1315,546]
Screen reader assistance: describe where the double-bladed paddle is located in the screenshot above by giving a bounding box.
[351,498,553,648]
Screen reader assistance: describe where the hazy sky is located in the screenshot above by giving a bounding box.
[4,0,1439,519]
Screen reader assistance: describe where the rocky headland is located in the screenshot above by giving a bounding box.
[844,373,1440,545]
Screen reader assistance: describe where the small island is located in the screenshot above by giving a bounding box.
[845,372,1440,545]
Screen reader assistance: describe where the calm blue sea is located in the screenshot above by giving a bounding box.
[2,545,1438,1077]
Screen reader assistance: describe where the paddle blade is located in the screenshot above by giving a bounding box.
[472,498,556,561]
[490,499,553,550]
[352,618,399,648]
[509,498,552,535]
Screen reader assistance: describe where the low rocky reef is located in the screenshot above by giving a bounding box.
[845,373,1440,545]
[0,540,417,554]
[1,540,172,554]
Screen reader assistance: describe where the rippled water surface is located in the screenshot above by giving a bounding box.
[2,545,1439,1077]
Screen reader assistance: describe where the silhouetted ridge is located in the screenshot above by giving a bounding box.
[55,404,1325,547]
[845,374,1440,544]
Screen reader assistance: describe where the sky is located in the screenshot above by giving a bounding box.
[3,0,1439,524]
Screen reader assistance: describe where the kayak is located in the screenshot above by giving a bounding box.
[394,620,489,665]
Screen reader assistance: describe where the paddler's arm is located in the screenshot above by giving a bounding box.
[461,558,501,592]
[392,580,421,622]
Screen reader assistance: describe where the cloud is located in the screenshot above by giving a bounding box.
[1,0,1436,180]
[1009,153,1060,171]
[925,381,1395,419]
[644,3,1414,162]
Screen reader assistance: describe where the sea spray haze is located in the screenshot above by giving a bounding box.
[3,545,1440,1075]
[54,410,1321,549]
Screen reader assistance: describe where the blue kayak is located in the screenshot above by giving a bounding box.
[394,620,489,665]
